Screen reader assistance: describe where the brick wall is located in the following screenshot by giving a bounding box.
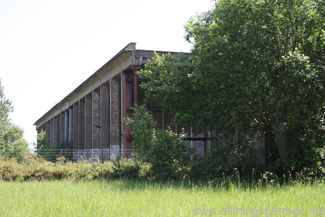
[110,77,120,147]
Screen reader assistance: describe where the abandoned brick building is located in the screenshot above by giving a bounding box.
[34,43,208,160]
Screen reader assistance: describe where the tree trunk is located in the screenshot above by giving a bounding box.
[263,116,281,165]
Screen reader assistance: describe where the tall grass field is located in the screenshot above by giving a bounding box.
[0,179,324,217]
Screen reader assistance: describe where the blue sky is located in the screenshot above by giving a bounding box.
[0,0,214,148]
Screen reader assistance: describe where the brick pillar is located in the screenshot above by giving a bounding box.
[79,98,85,149]
[92,89,100,149]
[100,83,110,149]
[110,77,120,153]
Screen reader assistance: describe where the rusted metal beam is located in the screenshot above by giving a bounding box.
[123,70,131,159]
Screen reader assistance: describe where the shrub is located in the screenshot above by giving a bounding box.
[36,130,73,162]
[0,156,152,181]
[149,128,197,180]
[123,105,197,180]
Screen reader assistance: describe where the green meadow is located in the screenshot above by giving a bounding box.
[0,179,324,217]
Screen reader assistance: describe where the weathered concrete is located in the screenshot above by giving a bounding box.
[85,94,92,149]
[53,117,57,145]
[50,118,54,146]
[79,98,85,149]
[69,108,73,142]
[60,112,65,142]
[45,121,50,144]
[73,103,79,149]
[64,110,69,142]
[92,89,100,149]
[56,114,60,144]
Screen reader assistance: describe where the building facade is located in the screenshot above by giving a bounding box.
[34,43,207,161]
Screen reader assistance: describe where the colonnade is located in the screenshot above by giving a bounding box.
[36,65,209,159]
[36,80,119,154]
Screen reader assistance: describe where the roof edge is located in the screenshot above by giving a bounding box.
[34,43,136,126]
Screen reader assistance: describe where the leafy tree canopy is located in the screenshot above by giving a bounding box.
[0,80,28,160]
[139,0,325,172]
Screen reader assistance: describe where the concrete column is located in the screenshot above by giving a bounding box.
[110,77,121,151]
[53,116,57,145]
[69,108,73,142]
[85,94,92,149]
[48,120,51,146]
[56,115,60,144]
[73,103,79,149]
[64,110,69,142]
[60,112,65,142]
[79,98,85,149]
[92,89,100,149]
[100,83,110,149]
[44,122,47,139]
[46,121,50,145]
[50,118,54,146]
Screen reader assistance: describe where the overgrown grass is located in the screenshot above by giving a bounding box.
[0,179,324,216]
[1,157,325,216]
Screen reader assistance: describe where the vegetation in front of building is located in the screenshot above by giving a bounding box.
[2,103,322,183]
[0,156,151,182]
[139,0,325,175]
[35,130,73,162]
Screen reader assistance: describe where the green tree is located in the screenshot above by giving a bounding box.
[0,80,29,160]
[139,0,325,172]
[122,105,157,158]
[123,105,197,180]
